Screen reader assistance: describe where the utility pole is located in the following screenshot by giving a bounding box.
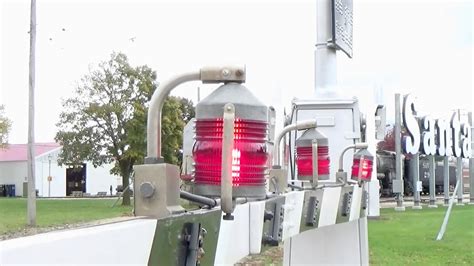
[443,156,450,205]
[314,0,337,91]
[456,109,464,205]
[27,0,37,226]
[412,153,422,209]
[428,155,437,208]
[394,94,405,211]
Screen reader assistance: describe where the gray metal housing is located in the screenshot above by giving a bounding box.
[296,128,329,147]
[289,96,362,182]
[194,82,268,199]
[196,83,267,121]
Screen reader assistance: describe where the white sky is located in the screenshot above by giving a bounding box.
[1,0,472,144]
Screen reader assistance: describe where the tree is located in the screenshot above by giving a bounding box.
[178,97,195,124]
[56,53,193,205]
[55,52,158,206]
[175,97,195,168]
[161,96,186,165]
[0,105,12,148]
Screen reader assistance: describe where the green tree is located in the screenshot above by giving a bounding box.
[178,97,195,124]
[172,96,195,168]
[55,52,157,206]
[0,105,11,148]
[55,52,193,205]
[162,96,186,165]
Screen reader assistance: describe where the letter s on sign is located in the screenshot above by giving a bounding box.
[461,122,472,158]
[402,94,420,154]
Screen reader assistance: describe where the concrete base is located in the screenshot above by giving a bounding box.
[412,205,423,210]
[468,202,474,205]
[428,205,438,208]
[443,204,449,207]
[456,203,465,206]
[394,206,406,211]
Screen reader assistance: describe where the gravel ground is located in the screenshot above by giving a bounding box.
[236,246,283,266]
[0,216,137,241]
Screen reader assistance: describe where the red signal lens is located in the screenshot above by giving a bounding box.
[296,146,330,179]
[193,118,268,187]
[351,155,374,182]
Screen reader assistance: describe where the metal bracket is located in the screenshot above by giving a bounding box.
[133,163,184,219]
[268,167,288,195]
[261,196,286,246]
[341,192,352,217]
[148,209,221,266]
[183,223,207,266]
[361,189,368,211]
[200,66,246,84]
[221,103,235,220]
[312,139,319,186]
[299,190,324,231]
[336,185,354,223]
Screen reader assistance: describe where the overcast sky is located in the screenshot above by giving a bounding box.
[1,0,472,144]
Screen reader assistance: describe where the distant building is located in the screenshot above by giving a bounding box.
[0,143,121,197]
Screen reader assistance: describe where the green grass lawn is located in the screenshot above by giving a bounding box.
[369,205,474,265]
[0,198,132,234]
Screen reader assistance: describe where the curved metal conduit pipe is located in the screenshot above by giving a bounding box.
[146,66,246,162]
[273,120,317,167]
[146,71,200,162]
[338,143,369,171]
[337,142,369,185]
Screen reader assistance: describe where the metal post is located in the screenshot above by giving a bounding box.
[314,0,337,92]
[367,104,380,217]
[443,157,450,206]
[413,153,422,209]
[394,94,405,211]
[470,156,474,205]
[436,179,460,241]
[48,155,51,198]
[27,0,37,226]
[428,155,437,208]
[456,157,464,205]
[468,112,474,205]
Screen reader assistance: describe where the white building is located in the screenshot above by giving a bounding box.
[0,143,121,197]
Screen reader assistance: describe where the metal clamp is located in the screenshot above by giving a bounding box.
[312,139,319,186]
[221,103,235,220]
